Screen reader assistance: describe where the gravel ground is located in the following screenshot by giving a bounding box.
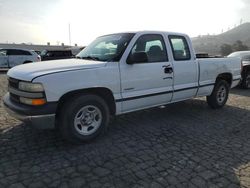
[0,73,250,188]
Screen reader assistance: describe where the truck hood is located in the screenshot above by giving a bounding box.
[7,59,107,81]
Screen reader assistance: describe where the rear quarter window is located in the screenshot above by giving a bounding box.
[169,35,191,61]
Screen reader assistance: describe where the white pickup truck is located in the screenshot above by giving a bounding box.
[3,31,241,142]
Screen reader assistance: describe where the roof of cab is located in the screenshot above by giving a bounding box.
[99,31,188,37]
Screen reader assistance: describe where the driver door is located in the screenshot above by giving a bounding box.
[120,34,174,112]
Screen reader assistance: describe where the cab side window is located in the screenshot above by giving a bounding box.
[128,34,168,63]
[169,35,191,61]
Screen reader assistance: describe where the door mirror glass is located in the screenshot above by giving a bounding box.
[127,52,148,64]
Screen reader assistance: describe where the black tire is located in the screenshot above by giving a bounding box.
[59,94,110,143]
[206,80,229,109]
[241,71,250,89]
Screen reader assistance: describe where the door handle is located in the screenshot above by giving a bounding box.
[164,67,173,74]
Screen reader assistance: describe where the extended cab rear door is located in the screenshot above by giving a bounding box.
[119,33,174,112]
[168,35,199,101]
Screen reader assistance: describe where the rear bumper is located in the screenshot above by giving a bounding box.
[3,93,57,129]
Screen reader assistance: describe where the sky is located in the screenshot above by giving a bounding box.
[0,0,249,46]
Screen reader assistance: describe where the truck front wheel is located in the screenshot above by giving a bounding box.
[59,94,110,143]
[241,71,250,89]
[206,80,229,109]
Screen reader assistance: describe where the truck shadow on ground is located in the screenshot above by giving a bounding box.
[0,99,250,187]
[230,87,250,97]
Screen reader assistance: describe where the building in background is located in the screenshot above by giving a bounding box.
[0,43,84,56]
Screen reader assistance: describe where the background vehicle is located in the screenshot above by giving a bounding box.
[70,47,85,56]
[35,50,41,55]
[0,48,40,68]
[40,50,74,61]
[4,31,241,143]
[228,51,250,89]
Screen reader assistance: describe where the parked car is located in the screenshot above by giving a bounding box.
[4,31,241,143]
[70,47,85,56]
[40,50,74,61]
[0,48,41,68]
[228,51,250,89]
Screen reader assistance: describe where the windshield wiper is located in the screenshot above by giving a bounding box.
[79,56,100,61]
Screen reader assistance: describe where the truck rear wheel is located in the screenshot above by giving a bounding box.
[206,80,229,109]
[59,94,110,143]
[241,71,250,89]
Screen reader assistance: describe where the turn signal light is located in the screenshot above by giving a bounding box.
[32,99,46,105]
[20,97,46,106]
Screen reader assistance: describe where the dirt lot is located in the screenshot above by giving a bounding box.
[0,73,250,188]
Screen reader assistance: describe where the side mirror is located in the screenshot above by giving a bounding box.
[127,52,148,64]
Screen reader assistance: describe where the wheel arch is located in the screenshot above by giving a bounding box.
[56,87,116,117]
[216,73,233,86]
[242,65,250,75]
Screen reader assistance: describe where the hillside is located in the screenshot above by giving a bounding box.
[192,22,250,55]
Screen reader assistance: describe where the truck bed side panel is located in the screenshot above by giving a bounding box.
[197,57,241,96]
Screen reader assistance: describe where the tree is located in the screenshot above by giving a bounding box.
[220,44,233,56]
[233,40,248,51]
[220,41,249,56]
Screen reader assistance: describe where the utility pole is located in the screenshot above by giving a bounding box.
[69,23,71,46]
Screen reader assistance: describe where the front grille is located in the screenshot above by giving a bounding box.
[8,77,19,89]
[10,93,20,103]
[8,77,20,103]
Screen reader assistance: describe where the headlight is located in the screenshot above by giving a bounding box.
[19,82,44,92]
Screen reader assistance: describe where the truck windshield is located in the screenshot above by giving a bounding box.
[76,33,135,62]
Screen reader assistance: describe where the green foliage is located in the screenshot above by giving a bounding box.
[220,44,232,56]
[233,40,249,51]
[220,40,249,56]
